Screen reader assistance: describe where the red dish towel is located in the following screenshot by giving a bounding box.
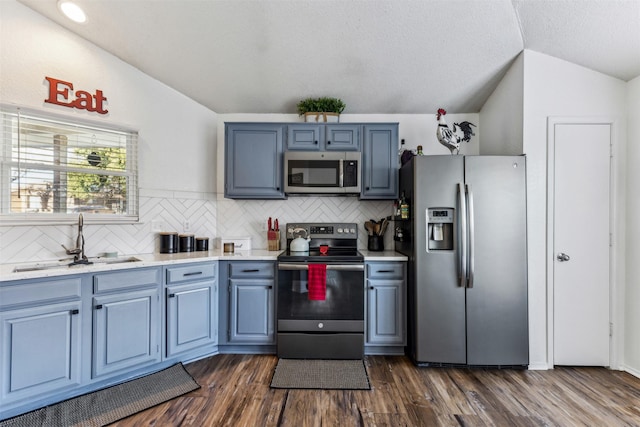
[307,264,327,301]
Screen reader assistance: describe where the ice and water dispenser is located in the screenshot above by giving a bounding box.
[427,208,454,251]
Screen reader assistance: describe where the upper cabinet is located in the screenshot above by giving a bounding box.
[361,124,399,199]
[225,122,398,200]
[287,124,360,151]
[225,123,285,199]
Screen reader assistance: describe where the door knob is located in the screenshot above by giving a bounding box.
[557,253,571,262]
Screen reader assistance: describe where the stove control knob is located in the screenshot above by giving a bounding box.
[318,322,324,329]
[350,228,356,234]
[337,228,343,233]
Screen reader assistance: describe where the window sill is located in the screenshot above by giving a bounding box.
[0,214,140,226]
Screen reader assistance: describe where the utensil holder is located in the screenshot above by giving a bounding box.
[368,235,384,252]
[268,230,280,251]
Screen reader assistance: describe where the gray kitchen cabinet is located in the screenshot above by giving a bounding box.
[0,276,84,408]
[287,123,360,151]
[225,261,275,344]
[165,263,217,357]
[92,268,161,378]
[361,123,399,199]
[365,261,406,346]
[225,123,285,199]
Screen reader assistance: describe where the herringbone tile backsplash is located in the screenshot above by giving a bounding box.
[0,192,394,264]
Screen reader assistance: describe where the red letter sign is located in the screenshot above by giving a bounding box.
[44,76,109,114]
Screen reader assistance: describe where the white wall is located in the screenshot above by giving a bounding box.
[625,75,640,376]
[522,50,628,369]
[0,1,218,263]
[480,53,524,155]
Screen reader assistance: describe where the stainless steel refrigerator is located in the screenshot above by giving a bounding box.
[396,155,528,367]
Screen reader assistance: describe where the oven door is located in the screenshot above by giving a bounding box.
[277,262,364,332]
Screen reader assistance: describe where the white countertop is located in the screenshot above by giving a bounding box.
[1,249,407,282]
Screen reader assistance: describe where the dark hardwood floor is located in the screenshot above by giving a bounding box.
[112,354,640,426]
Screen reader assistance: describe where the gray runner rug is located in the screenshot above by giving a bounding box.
[0,363,200,427]
[270,359,371,390]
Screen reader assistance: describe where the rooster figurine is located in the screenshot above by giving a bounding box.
[436,108,476,154]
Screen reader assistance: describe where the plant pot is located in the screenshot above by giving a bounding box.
[303,112,340,123]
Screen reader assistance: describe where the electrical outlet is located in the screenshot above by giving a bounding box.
[183,220,191,231]
[151,220,164,232]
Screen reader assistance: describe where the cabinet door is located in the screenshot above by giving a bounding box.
[366,280,404,345]
[361,124,399,199]
[92,288,160,378]
[225,123,285,199]
[166,281,217,357]
[325,124,360,151]
[0,301,81,403]
[287,124,323,150]
[228,279,274,343]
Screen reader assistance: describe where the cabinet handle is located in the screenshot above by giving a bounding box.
[369,286,375,289]
[184,271,203,277]
[168,293,176,298]
[314,140,318,144]
[242,269,260,273]
[95,304,103,310]
[276,187,280,191]
[377,270,394,273]
[327,140,331,144]
[268,285,273,289]
[366,187,370,191]
[70,309,79,315]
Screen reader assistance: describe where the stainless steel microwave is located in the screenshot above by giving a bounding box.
[284,151,361,195]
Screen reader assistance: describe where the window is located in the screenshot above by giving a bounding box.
[0,106,138,223]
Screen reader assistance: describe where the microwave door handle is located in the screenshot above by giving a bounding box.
[339,159,344,188]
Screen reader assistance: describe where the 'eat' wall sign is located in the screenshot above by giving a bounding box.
[44,76,108,114]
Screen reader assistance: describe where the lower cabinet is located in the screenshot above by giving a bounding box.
[223,261,275,345]
[365,261,406,346]
[0,276,84,411]
[91,268,161,379]
[1,301,82,402]
[165,263,217,357]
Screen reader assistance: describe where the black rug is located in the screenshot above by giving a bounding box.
[270,359,371,390]
[0,363,200,427]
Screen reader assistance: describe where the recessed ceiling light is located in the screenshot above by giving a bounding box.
[57,0,87,23]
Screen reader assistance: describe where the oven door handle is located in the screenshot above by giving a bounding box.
[277,263,364,272]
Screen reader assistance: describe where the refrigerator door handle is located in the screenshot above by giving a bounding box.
[458,182,467,287]
[466,183,475,288]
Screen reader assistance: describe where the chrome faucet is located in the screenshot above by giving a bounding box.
[62,213,92,265]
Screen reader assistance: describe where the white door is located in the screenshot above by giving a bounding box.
[553,122,610,366]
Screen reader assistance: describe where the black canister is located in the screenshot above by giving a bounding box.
[179,234,195,252]
[195,237,209,251]
[367,235,384,252]
[159,232,179,254]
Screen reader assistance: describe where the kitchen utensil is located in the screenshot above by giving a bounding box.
[364,221,374,236]
[379,218,389,236]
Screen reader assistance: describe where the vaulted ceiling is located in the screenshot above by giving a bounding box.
[17,0,640,114]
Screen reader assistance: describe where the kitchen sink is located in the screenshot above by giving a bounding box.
[13,257,142,273]
[91,256,141,265]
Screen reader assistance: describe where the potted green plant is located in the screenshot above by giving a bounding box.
[296,97,346,122]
